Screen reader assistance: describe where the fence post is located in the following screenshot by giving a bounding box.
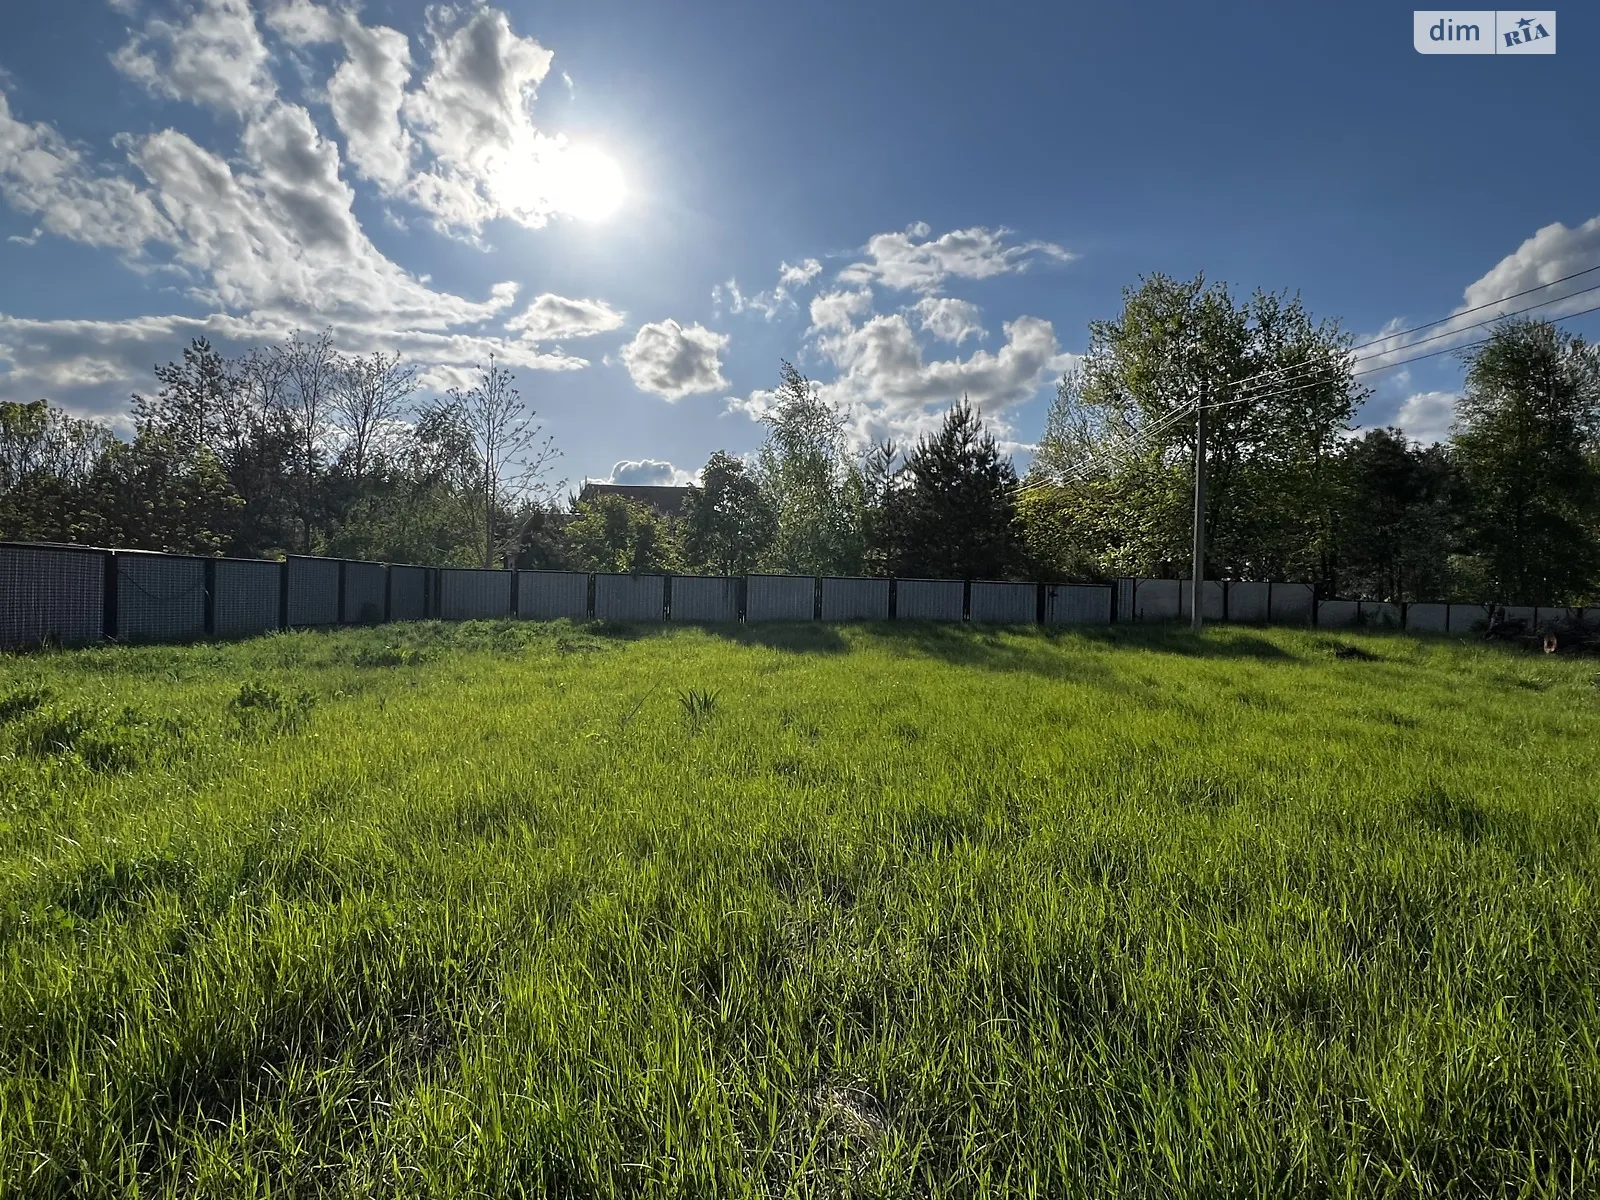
[383,565,393,623]
[1036,582,1047,625]
[511,568,521,619]
[962,579,972,622]
[278,559,290,629]
[102,551,119,641]
[336,561,348,625]
[663,574,673,621]
[203,558,217,637]
[1223,580,1231,623]
[888,578,898,620]
[586,573,596,620]
[813,576,823,621]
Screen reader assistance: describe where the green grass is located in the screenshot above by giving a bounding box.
[2,618,1599,1198]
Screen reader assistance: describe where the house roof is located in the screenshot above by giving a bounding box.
[577,482,693,519]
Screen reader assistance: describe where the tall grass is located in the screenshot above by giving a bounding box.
[0,619,1598,1197]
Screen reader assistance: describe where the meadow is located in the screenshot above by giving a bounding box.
[1,618,1598,1198]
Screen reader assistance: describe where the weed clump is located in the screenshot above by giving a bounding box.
[9,700,176,772]
[678,688,720,732]
[228,680,315,739]
[352,645,426,669]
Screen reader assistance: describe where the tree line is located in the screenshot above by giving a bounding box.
[3,273,1599,604]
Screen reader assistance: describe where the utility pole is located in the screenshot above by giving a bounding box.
[1190,380,1208,633]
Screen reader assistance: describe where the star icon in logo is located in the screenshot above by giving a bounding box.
[1517,16,1533,28]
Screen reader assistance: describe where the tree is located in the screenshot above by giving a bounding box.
[565,494,679,574]
[754,361,865,575]
[893,399,1022,578]
[1331,428,1457,601]
[1451,319,1600,604]
[448,357,562,568]
[0,400,113,543]
[277,330,342,551]
[681,451,774,574]
[1030,274,1364,584]
[331,350,416,481]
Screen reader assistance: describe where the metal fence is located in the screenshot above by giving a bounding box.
[1,540,1591,650]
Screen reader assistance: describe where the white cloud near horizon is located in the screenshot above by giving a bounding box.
[838,223,1074,294]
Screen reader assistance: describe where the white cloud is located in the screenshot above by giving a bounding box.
[838,224,1074,294]
[1392,391,1457,444]
[808,288,873,333]
[778,257,822,288]
[1359,214,1600,371]
[112,0,276,115]
[911,296,985,345]
[622,319,729,401]
[0,93,175,253]
[605,458,692,486]
[505,294,625,341]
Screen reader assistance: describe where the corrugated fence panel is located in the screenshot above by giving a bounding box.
[517,570,589,620]
[1583,608,1600,628]
[895,578,964,621]
[1500,605,1537,627]
[746,575,815,622]
[1406,603,1449,633]
[341,562,387,624]
[969,581,1037,624]
[1116,579,1136,622]
[1269,583,1314,625]
[440,569,512,620]
[1132,579,1182,621]
[1448,603,1490,632]
[287,557,339,627]
[1360,601,1402,628]
[0,544,104,648]
[670,576,738,622]
[1178,580,1225,622]
[1046,584,1112,625]
[595,574,665,621]
[389,566,427,622]
[1226,581,1269,623]
[1536,606,1577,627]
[116,553,205,642]
[1318,600,1359,628]
[822,577,889,622]
[213,559,280,637]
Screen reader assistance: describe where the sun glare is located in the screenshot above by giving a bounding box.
[545,145,625,222]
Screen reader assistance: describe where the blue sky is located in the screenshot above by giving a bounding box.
[1,0,1597,489]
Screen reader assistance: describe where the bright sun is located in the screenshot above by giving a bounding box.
[544,145,625,222]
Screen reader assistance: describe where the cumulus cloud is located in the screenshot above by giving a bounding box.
[1359,215,1600,371]
[1392,391,1458,444]
[838,223,1074,294]
[505,294,625,341]
[778,258,822,288]
[808,288,873,333]
[622,319,729,401]
[716,258,828,321]
[605,458,693,486]
[0,93,175,253]
[912,296,985,345]
[112,0,275,114]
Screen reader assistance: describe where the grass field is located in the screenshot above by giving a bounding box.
[1,619,1599,1198]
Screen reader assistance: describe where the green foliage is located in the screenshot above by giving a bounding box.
[565,494,680,574]
[0,623,1599,1195]
[1331,427,1459,600]
[1451,320,1600,604]
[680,451,773,575]
[227,680,316,739]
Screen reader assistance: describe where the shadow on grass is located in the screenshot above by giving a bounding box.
[1079,624,1301,662]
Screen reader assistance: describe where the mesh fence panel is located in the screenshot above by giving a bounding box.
[389,566,427,622]
[518,571,589,619]
[1448,603,1491,633]
[287,557,340,626]
[821,577,889,621]
[1360,601,1402,628]
[440,569,512,620]
[0,545,104,648]
[116,554,205,642]
[746,575,816,621]
[1046,585,1112,625]
[595,574,665,620]
[214,559,281,637]
[969,581,1037,624]
[670,576,738,622]
[895,579,964,621]
[341,562,387,624]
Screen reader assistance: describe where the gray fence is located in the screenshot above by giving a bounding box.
[671,576,740,622]
[3,540,1592,650]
